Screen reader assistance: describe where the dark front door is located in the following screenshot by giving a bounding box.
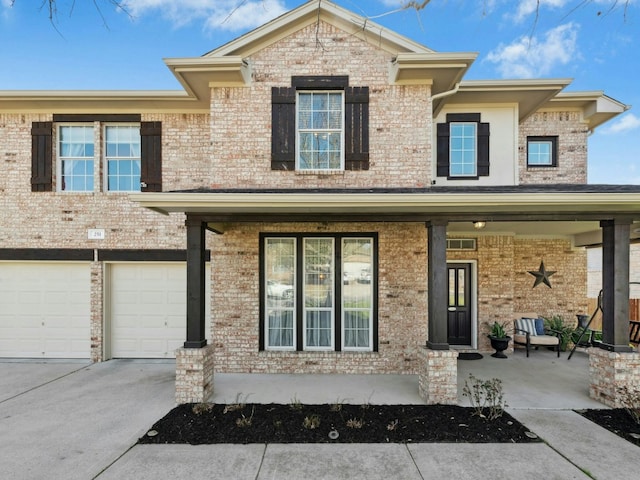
[447,263,472,345]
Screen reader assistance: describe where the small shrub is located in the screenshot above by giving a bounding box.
[289,395,303,410]
[346,417,365,429]
[386,419,399,431]
[461,374,507,420]
[543,315,574,351]
[223,393,248,414]
[192,402,214,415]
[329,398,345,412]
[235,406,255,428]
[303,414,321,430]
[617,385,640,424]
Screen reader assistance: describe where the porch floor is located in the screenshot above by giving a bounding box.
[209,348,605,409]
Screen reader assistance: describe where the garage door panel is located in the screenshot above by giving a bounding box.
[110,263,210,359]
[0,263,90,358]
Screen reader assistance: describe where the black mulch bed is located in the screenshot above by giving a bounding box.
[139,403,541,445]
[577,409,640,448]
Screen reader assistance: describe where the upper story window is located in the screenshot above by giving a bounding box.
[297,91,344,170]
[59,125,95,192]
[105,125,141,191]
[437,113,490,179]
[527,136,558,167]
[31,116,161,193]
[271,76,369,172]
[449,122,477,177]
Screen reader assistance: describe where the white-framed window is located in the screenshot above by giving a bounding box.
[342,237,373,350]
[449,122,477,177]
[527,136,558,167]
[104,124,141,191]
[58,124,95,192]
[261,233,376,352]
[56,123,141,192]
[296,91,344,171]
[264,238,296,350]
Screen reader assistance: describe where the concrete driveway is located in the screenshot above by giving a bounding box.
[0,359,175,480]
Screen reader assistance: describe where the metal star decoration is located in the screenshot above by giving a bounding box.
[528,261,556,288]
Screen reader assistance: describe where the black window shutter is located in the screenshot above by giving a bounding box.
[345,86,369,171]
[31,122,53,192]
[140,121,162,192]
[477,122,490,176]
[271,87,296,171]
[436,123,450,177]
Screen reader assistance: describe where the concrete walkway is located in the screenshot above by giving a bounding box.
[1,353,638,480]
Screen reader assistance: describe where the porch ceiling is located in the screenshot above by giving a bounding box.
[130,187,640,245]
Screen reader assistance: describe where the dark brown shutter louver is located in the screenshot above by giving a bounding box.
[271,87,296,171]
[140,121,162,192]
[436,122,450,177]
[31,122,53,192]
[477,122,490,177]
[345,86,369,171]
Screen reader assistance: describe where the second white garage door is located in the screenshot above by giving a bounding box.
[108,263,210,359]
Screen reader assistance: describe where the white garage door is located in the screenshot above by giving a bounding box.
[109,263,210,358]
[0,262,91,358]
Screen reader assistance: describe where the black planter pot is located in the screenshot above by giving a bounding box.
[489,335,511,358]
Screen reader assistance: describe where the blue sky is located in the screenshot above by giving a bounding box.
[1,0,638,183]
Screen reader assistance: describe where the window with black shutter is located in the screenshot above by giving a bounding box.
[31,115,159,192]
[436,113,490,179]
[271,76,369,171]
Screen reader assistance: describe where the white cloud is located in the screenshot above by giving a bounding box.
[124,0,287,31]
[601,113,640,134]
[510,0,570,23]
[485,22,578,78]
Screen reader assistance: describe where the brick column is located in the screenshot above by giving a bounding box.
[417,347,459,405]
[589,347,640,407]
[90,260,103,363]
[175,344,215,404]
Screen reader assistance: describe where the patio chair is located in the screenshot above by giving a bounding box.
[513,312,561,358]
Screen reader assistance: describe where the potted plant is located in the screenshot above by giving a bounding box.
[487,321,511,358]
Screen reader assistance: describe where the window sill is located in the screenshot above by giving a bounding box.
[295,169,345,176]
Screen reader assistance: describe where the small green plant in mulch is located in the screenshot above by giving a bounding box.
[462,374,507,421]
[617,385,640,424]
[235,406,255,428]
[192,402,214,415]
[303,414,321,430]
[289,395,303,410]
[346,417,365,429]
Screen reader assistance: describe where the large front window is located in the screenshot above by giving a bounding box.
[296,92,344,170]
[262,233,376,352]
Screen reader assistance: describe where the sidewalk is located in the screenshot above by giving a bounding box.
[1,355,638,480]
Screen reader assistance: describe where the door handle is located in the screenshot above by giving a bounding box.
[447,307,456,311]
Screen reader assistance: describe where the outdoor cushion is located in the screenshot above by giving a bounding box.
[513,333,559,346]
[535,318,545,335]
[516,318,538,336]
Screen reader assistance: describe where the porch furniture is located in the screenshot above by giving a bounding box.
[513,312,561,357]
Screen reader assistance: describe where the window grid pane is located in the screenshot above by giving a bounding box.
[59,126,94,191]
[105,125,141,192]
[304,238,334,349]
[265,238,296,349]
[528,141,553,165]
[297,92,343,170]
[449,122,477,176]
[342,238,373,350]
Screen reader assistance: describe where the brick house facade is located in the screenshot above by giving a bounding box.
[1,0,638,405]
